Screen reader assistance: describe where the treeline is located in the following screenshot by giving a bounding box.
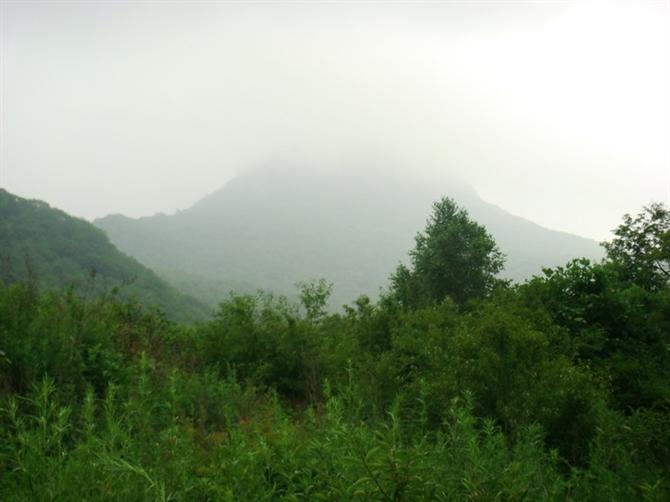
[0,199,668,500]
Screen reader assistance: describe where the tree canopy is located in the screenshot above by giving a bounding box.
[603,202,670,289]
[390,197,505,307]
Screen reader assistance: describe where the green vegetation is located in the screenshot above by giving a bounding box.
[1,198,668,500]
[390,198,505,308]
[0,189,210,322]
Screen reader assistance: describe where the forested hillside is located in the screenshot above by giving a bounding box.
[95,167,603,309]
[1,198,668,500]
[0,189,210,322]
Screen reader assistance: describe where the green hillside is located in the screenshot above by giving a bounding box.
[96,167,604,309]
[0,189,210,322]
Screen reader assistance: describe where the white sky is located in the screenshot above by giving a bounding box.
[1,0,668,240]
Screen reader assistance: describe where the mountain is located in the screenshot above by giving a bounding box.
[95,167,604,309]
[0,189,211,322]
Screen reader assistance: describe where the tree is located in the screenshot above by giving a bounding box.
[297,278,333,321]
[603,202,670,290]
[517,257,670,411]
[390,198,505,307]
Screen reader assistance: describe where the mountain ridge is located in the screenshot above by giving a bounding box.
[0,188,211,322]
[95,167,604,308]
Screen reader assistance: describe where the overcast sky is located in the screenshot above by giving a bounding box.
[1,0,668,240]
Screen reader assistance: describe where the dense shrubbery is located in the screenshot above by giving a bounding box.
[0,200,668,500]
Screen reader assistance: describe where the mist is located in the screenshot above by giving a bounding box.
[1,0,669,240]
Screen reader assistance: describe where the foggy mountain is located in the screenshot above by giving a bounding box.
[0,189,211,322]
[94,167,603,309]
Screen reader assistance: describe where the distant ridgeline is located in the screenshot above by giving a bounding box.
[94,167,604,309]
[0,189,210,322]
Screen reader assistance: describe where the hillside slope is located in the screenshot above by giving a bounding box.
[0,189,210,322]
[95,167,604,308]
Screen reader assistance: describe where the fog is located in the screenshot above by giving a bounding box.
[1,0,668,240]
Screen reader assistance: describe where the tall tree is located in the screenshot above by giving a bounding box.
[391,197,505,307]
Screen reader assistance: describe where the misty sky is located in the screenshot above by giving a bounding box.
[1,0,668,240]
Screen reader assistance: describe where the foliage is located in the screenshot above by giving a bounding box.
[603,202,670,289]
[390,197,505,308]
[517,259,670,412]
[0,199,668,499]
[298,278,333,321]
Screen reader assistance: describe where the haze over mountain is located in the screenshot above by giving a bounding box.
[95,167,603,309]
[0,189,210,322]
[4,2,668,240]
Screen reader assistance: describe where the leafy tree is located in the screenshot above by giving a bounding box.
[297,278,333,321]
[603,202,670,289]
[518,258,670,411]
[390,197,505,307]
[444,302,602,464]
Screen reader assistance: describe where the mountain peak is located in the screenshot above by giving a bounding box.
[95,167,602,309]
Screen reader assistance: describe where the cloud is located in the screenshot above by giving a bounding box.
[2,0,668,239]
